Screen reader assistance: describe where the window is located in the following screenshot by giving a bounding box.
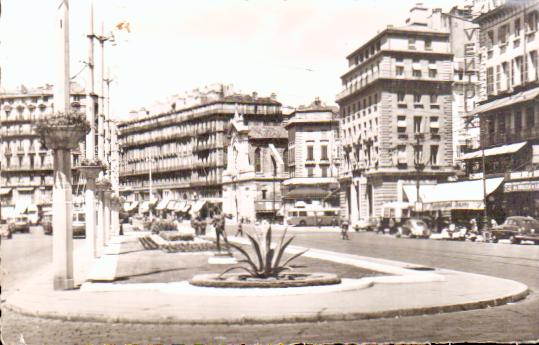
[397,92,405,103]
[526,11,538,33]
[254,147,262,172]
[487,31,494,50]
[321,166,328,177]
[430,116,439,134]
[498,24,508,45]
[430,145,439,165]
[397,145,407,164]
[487,67,494,94]
[530,50,538,81]
[397,116,407,133]
[514,110,522,130]
[396,57,404,63]
[262,190,267,199]
[414,116,422,133]
[412,69,422,77]
[307,167,314,177]
[396,66,404,76]
[307,144,314,160]
[502,61,510,89]
[428,69,437,78]
[425,38,432,50]
[515,18,521,36]
[526,107,535,127]
[430,94,438,104]
[283,149,289,172]
[414,94,422,106]
[321,145,328,160]
[408,37,416,50]
[516,56,524,85]
[496,65,501,92]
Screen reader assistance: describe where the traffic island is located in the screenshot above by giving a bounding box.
[2,231,530,325]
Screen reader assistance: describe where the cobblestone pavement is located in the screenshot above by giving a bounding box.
[2,230,539,344]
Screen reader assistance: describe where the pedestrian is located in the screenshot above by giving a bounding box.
[340,218,350,240]
[235,218,244,237]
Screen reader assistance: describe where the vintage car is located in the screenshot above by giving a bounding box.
[399,218,431,238]
[9,215,31,233]
[72,210,86,237]
[42,212,53,235]
[491,216,539,244]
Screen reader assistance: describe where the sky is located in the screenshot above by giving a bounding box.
[1,0,458,120]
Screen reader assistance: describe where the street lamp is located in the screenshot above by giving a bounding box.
[413,133,426,214]
[271,156,277,224]
[146,157,154,221]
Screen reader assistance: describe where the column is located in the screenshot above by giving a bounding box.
[52,149,74,290]
[84,0,98,258]
[350,180,359,224]
[104,190,111,240]
[52,0,74,290]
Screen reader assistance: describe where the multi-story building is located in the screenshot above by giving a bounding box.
[462,0,539,220]
[222,110,288,223]
[118,85,283,218]
[336,4,456,222]
[282,98,340,224]
[0,83,87,220]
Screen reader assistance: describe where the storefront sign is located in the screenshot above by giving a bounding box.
[504,181,539,192]
[423,200,484,211]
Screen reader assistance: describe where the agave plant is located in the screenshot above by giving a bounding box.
[220,225,308,279]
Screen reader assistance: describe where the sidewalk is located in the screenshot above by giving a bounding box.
[3,230,529,325]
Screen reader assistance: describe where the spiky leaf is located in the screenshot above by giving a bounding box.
[281,249,309,268]
[272,236,295,270]
[246,233,265,271]
[264,248,275,276]
[218,266,256,278]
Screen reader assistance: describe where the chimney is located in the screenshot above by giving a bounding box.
[252,91,258,99]
[406,2,429,27]
[270,92,277,101]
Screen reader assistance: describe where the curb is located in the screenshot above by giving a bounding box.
[3,287,530,325]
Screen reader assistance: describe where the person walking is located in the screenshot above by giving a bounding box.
[340,218,350,240]
[235,218,244,237]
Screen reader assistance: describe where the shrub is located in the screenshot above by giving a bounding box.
[150,219,177,233]
[220,226,308,279]
[159,231,195,242]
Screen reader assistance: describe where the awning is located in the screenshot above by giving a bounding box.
[182,203,192,213]
[190,200,207,214]
[139,201,150,213]
[148,199,158,207]
[25,204,38,213]
[430,121,440,129]
[0,187,12,195]
[18,187,35,192]
[166,200,177,211]
[461,141,527,160]
[412,63,422,70]
[428,63,437,69]
[403,177,504,210]
[283,177,339,186]
[156,198,170,210]
[397,120,407,127]
[470,87,539,116]
[14,203,30,215]
[284,187,333,199]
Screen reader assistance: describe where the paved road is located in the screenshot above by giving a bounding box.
[2,229,538,344]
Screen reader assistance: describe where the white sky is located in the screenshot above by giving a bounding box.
[1,0,458,120]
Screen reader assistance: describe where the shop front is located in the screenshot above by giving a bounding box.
[503,178,539,219]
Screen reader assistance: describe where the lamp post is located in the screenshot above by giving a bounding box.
[413,133,426,215]
[147,157,154,221]
[481,118,490,237]
[271,157,277,224]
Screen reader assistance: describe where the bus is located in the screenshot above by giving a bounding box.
[286,208,340,227]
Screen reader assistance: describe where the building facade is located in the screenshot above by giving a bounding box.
[282,99,340,224]
[336,4,456,223]
[462,0,539,220]
[118,85,283,217]
[0,83,87,220]
[222,110,288,223]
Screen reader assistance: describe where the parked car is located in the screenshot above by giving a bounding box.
[440,223,467,241]
[354,217,379,231]
[72,210,86,237]
[491,216,539,244]
[8,215,31,233]
[399,218,431,238]
[42,212,53,235]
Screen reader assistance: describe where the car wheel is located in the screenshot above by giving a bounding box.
[299,220,306,227]
[509,236,519,244]
[491,236,498,243]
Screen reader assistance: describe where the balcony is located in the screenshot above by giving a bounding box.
[483,127,539,147]
[337,66,452,102]
[255,200,282,213]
